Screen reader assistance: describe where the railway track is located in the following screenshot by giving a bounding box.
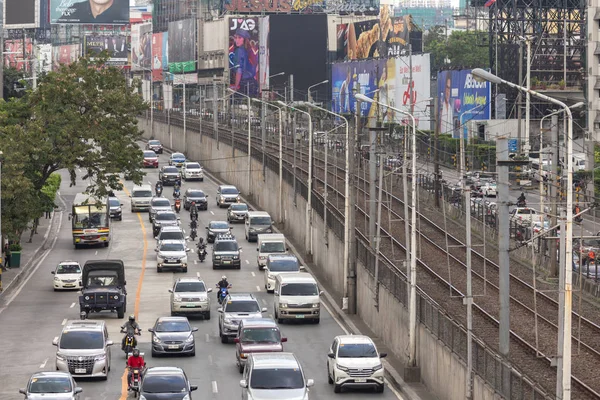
[225,127,600,398]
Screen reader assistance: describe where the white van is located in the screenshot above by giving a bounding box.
[245,211,273,242]
[274,273,322,324]
[256,233,287,269]
[130,184,153,212]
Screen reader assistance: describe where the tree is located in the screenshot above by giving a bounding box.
[3,66,27,100]
[424,28,490,74]
[0,54,149,240]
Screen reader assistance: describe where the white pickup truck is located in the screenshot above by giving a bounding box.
[510,207,541,223]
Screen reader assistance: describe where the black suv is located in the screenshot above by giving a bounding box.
[152,211,180,237]
[146,139,164,154]
[139,367,198,398]
[183,189,208,210]
[159,166,180,185]
[212,233,241,270]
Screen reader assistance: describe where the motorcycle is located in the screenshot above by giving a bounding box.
[517,199,526,207]
[120,329,141,357]
[127,363,146,397]
[174,199,181,213]
[575,215,583,223]
[190,227,198,241]
[197,243,207,262]
[173,187,181,199]
[216,284,232,304]
[155,185,163,197]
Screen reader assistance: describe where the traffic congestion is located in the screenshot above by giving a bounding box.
[1,141,403,400]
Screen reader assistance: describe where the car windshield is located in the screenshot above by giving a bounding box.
[187,190,205,197]
[269,259,299,272]
[160,243,185,252]
[222,187,239,195]
[230,204,248,211]
[86,274,118,287]
[242,327,280,343]
[215,242,238,251]
[144,151,156,158]
[142,374,187,394]
[338,343,378,358]
[175,282,206,292]
[56,264,81,274]
[210,222,229,229]
[250,217,271,225]
[149,140,161,145]
[516,209,536,215]
[250,368,304,389]
[186,163,201,169]
[225,300,260,313]
[261,242,286,253]
[155,320,191,332]
[280,283,318,296]
[156,213,177,221]
[159,231,184,241]
[134,190,152,198]
[60,331,104,349]
[109,198,120,207]
[163,167,178,173]
[172,153,185,159]
[152,199,171,207]
[29,376,72,393]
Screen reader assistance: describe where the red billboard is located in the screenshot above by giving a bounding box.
[152,32,163,81]
[52,44,80,70]
[4,38,34,70]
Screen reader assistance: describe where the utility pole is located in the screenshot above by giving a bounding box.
[550,114,559,277]
[369,128,377,247]
[403,123,410,302]
[524,37,532,155]
[261,93,267,181]
[347,102,358,314]
[291,74,297,206]
[516,43,523,154]
[373,151,384,310]
[556,210,567,398]
[434,97,441,208]
[247,92,252,197]
[0,26,4,100]
[465,184,473,399]
[213,75,218,148]
[497,137,511,357]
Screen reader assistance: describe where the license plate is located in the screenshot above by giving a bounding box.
[168,345,179,349]
[186,304,198,308]
[74,368,86,374]
[295,315,305,319]
[64,284,74,287]
[223,261,231,264]
[355,379,367,383]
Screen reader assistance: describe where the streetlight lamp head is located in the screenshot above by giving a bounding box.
[276,100,287,107]
[354,93,374,103]
[227,88,235,93]
[571,102,585,109]
[321,80,329,84]
[472,68,502,85]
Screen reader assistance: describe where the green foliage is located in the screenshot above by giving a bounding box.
[424,28,490,73]
[9,243,22,252]
[0,54,149,241]
[3,66,27,100]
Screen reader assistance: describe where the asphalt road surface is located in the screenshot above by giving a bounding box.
[0,149,403,400]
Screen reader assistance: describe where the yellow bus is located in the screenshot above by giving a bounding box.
[71,193,111,249]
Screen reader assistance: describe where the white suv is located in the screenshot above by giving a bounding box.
[169,278,212,319]
[327,335,387,393]
[156,240,190,272]
[181,162,204,181]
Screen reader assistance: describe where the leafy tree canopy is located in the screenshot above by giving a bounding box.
[424,28,490,73]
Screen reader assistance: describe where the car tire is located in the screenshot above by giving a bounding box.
[221,334,228,344]
[170,310,176,316]
[313,318,320,324]
[200,178,204,182]
[117,306,125,319]
[182,268,188,273]
[104,242,109,248]
[118,216,122,221]
[156,267,160,273]
[375,384,385,393]
[101,375,108,381]
[205,311,211,320]
[238,362,244,373]
[151,350,157,358]
[190,349,195,357]
[328,364,333,384]
[334,380,342,393]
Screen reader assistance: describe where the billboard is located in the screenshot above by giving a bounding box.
[50,0,129,24]
[336,12,419,60]
[331,54,431,130]
[37,44,52,73]
[4,39,34,70]
[52,44,80,70]
[131,23,152,71]
[4,0,39,28]
[224,0,378,14]
[84,35,128,66]
[228,17,260,97]
[436,69,492,139]
[151,32,168,81]
[168,19,196,74]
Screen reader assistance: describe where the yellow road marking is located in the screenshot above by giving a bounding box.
[119,182,148,400]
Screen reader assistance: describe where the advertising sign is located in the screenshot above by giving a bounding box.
[50,0,129,24]
[4,39,34,70]
[436,69,492,139]
[152,33,165,81]
[131,23,152,71]
[223,0,378,14]
[84,35,128,66]
[4,0,39,28]
[332,59,385,117]
[229,17,260,97]
[168,19,196,74]
[259,16,270,91]
[36,44,52,73]
[52,44,80,70]
[336,11,417,60]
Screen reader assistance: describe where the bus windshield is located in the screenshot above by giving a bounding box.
[73,205,108,228]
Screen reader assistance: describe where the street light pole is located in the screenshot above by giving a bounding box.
[472,68,574,400]
[278,100,313,255]
[307,79,329,103]
[459,106,484,179]
[355,93,419,368]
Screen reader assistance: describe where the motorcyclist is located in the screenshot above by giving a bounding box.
[173,183,181,198]
[189,201,198,221]
[155,181,163,195]
[126,348,145,389]
[517,192,526,206]
[217,275,230,300]
[190,219,198,230]
[197,237,207,259]
[121,315,141,350]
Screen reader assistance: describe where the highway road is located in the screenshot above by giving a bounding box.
[0,149,403,400]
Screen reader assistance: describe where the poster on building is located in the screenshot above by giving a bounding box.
[152,33,163,81]
[52,44,80,70]
[50,0,129,24]
[168,19,196,73]
[258,16,270,92]
[84,34,128,66]
[389,54,431,130]
[36,43,52,73]
[4,38,34,70]
[436,69,491,139]
[228,17,260,98]
[223,0,379,14]
[331,59,385,117]
[131,23,151,71]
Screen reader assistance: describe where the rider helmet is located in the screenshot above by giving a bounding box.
[133,349,140,357]
[129,314,135,322]
[222,275,227,280]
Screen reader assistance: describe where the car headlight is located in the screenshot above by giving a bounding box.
[249,228,256,232]
[233,255,239,260]
[215,256,221,260]
[174,296,182,303]
[240,353,247,359]
[259,256,267,260]
[94,354,106,361]
[140,396,147,400]
[56,353,66,361]
[182,395,190,400]
[312,303,320,308]
[267,274,274,280]
[153,336,162,344]
[220,196,225,200]
[280,303,288,308]
[373,364,383,371]
[236,196,241,201]
[185,335,194,343]
[54,277,61,281]
[336,364,350,372]
[199,296,207,302]
[224,318,233,324]
[157,253,165,260]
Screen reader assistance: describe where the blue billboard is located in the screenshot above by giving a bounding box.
[437,69,491,139]
[331,59,386,117]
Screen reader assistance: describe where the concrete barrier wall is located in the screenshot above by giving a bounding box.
[141,118,497,400]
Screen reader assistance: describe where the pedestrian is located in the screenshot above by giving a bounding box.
[3,244,11,270]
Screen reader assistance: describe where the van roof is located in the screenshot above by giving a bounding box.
[133,184,152,190]
[63,320,105,331]
[247,211,271,217]
[276,272,315,283]
[250,352,300,369]
[258,233,285,241]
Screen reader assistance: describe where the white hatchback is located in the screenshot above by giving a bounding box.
[51,261,82,291]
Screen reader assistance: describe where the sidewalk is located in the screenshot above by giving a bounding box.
[0,211,58,297]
